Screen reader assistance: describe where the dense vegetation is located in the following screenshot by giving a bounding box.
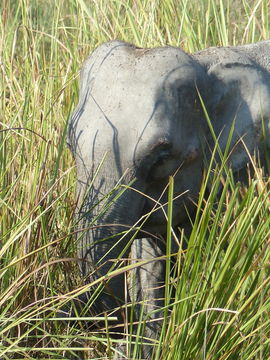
[0,0,269,359]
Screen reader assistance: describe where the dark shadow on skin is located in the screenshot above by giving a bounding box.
[132,97,167,168]
[132,63,203,170]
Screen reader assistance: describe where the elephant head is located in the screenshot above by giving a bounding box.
[68,41,209,318]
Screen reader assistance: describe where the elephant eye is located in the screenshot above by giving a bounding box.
[146,144,176,180]
[177,86,195,104]
[153,148,171,167]
[177,85,193,94]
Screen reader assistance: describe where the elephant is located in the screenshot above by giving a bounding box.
[67,40,270,359]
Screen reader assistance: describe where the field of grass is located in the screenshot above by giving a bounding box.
[1,0,270,359]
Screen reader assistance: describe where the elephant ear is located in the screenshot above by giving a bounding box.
[208,62,270,171]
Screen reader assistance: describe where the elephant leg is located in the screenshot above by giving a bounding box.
[113,237,166,359]
[124,224,193,359]
[128,237,166,359]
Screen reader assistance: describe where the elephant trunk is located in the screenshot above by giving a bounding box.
[76,176,144,319]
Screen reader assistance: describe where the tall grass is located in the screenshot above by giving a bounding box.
[0,0,269,359]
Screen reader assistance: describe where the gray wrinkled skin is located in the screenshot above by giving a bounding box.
[68,40,270,359]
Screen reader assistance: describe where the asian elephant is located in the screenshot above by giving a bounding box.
[67,40,270,359]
